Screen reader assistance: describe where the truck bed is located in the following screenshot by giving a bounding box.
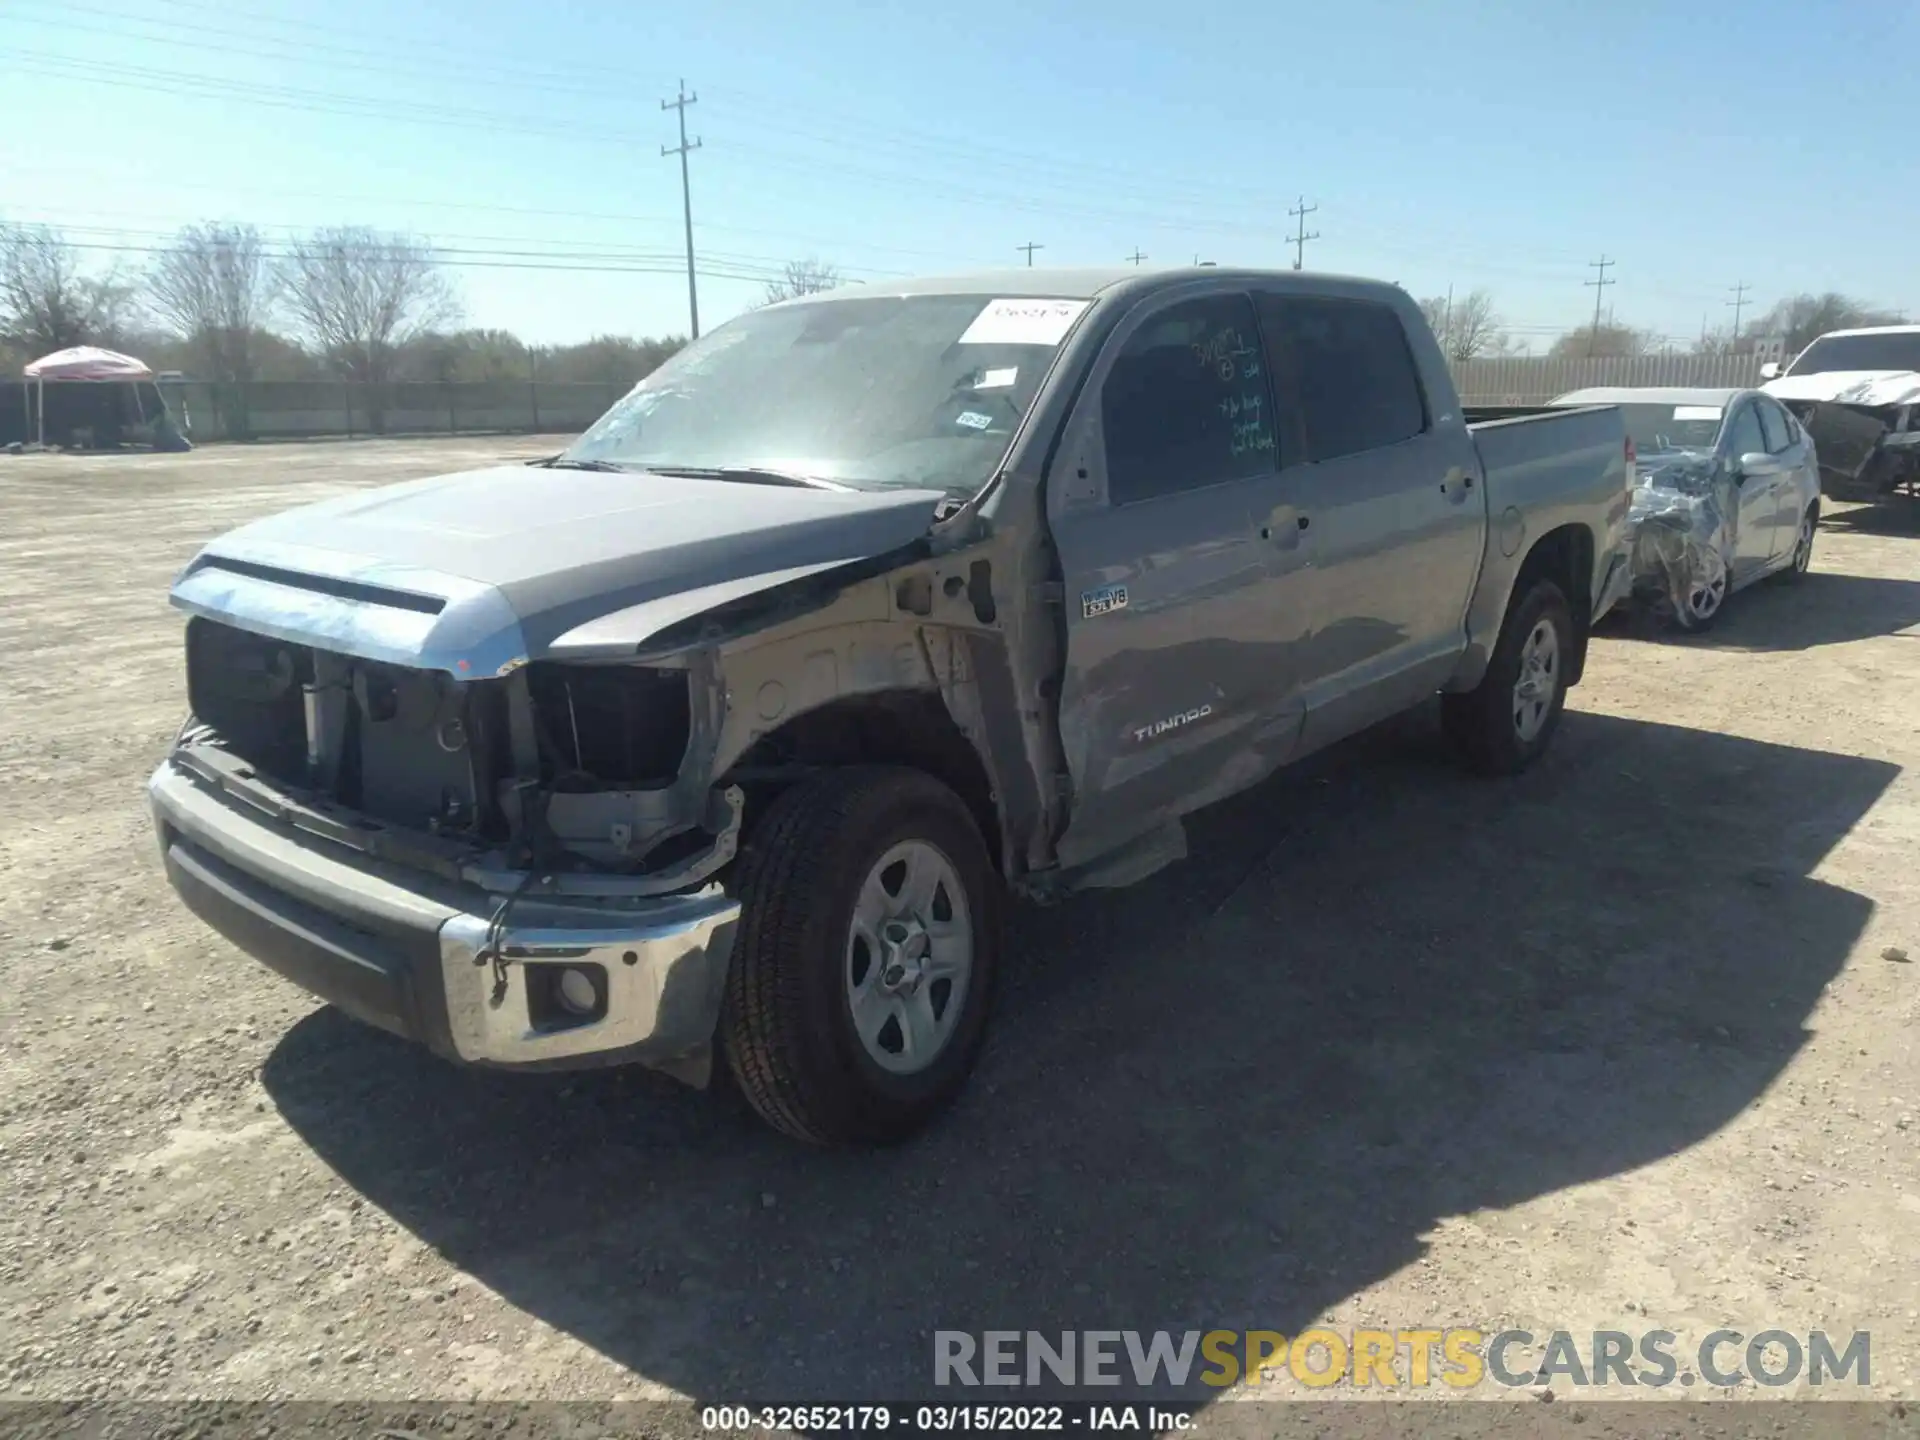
[1466,404,1626,484]
[1461,403,1571,425]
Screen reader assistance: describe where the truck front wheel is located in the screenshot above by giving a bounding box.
[1443,578,1574,775]
[720,766,1004,1146]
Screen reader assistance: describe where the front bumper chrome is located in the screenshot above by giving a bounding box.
[148,759,740,1074]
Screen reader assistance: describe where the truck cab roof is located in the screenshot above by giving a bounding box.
[768,266,1413,306]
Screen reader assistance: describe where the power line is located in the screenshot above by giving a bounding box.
[1727,281,1752,337]
[1017,242,1044,267]
[0,3,1322,215]
[0,165,975,269]
[1287,197,1319,270]
[1,40,1641,281]
[54,238,793,283]
[662,79,702,339]
[39,222,811,275]
[1584,256,1615,356]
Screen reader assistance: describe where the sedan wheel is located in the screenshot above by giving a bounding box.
[1671,549,1729,632]
[1783,511,1815,582]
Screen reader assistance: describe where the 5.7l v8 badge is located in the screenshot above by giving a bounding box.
[1081,583,1129,619]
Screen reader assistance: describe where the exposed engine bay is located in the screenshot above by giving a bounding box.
[180,616,740,895]
[1776,388,1920,500]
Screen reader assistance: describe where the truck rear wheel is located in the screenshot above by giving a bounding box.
[720,766,1003,1146]
[1443,578,1573,776]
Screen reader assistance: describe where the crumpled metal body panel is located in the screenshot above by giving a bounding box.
[1625,455,1734,618]
[1764,369,1920,408]
[167,463,947,676]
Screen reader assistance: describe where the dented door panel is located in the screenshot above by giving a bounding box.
[1043,283,1310,869]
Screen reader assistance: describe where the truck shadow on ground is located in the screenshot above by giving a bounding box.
[263,707,1895,1406]
[1602,570,1920,652]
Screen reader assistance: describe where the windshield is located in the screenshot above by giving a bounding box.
[1610,402,1725,455]
[561,292,1090,495]
[1785,333,1920,377]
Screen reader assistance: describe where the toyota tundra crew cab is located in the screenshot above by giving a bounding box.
[149,268,1634,1145]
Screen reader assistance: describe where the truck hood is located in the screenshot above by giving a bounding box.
[169,463,948,676]
[1764,370,1920,407]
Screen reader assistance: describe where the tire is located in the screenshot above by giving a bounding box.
[1777,506,1816,584]
[720,765,1004,1146]
[1443,578,1574,776]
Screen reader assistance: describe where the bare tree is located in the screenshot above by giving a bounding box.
[1417,288,1513,361]
[277,227,459,389]
[763,258,842,305]
[1548,323,1655,360]
[1750,292,1907,354]
[146,224,274,386]
[0,222,133,354]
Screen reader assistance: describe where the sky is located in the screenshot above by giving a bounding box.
[3,0,1916,352]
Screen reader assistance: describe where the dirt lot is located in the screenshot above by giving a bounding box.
[1,437,1917,1416]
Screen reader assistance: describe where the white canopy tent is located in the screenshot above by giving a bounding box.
[21,346,155,447]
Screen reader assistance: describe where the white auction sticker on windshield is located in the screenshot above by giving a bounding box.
[1672,405,1724,421]
[977,366,1019,388]
[958,299,1088,347]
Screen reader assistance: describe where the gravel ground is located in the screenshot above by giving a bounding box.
[1,439,1917,1420]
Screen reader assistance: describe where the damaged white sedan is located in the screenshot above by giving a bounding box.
[1763,325,1920,503]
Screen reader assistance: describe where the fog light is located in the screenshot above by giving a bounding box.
[556,967,598,1016]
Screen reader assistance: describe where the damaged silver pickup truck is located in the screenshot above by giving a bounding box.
[150,268,1632,1145]
[1763,324,1920,503]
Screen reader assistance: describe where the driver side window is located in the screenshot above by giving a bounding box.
[1099,292,1276,506]
[1724,404,1766,463]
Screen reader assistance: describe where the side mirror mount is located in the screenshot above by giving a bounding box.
[1758,361,1782,380]
[1738,451,1786,478]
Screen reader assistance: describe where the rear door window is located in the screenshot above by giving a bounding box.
[1757,399,1792,454]
[1255,295,1427,462]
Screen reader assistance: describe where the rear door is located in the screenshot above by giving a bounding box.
[1045,284,1314,867]
[1252,291,1488,750]
[1722,400,1777,579]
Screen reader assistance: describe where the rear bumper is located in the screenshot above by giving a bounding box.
[1593,543,1633,624]
[148,760,739,1074]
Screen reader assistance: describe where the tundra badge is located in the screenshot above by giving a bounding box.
[1133,704,1214,743]
[1081,583,1129,619]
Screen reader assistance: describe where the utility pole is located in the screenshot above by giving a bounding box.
[1584,256,1615,357]
[1017,241,1044,267]
[1441,283,1454,351]
[661,79,702,338]
[1726,280,1751,341]
[1287,196,1319,270]
[1127,248,1147,266]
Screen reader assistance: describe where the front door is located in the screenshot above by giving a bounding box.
[1046,286,1314,868]
[1253,290,1489,750]
[1722,400,1780,580]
